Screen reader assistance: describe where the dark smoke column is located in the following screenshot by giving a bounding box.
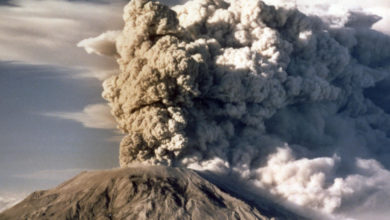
[103,0,203,166]
[102,0,357,170]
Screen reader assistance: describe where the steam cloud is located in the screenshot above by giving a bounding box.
[82,0,390,218]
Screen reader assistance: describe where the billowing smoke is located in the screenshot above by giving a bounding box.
[83,0,390,218]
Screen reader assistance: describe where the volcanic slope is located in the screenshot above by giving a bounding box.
[0,166,303,220]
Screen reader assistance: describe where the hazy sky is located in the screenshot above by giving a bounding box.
[0,0,389,214]
[0,0,125,207]
[0,0,184,209]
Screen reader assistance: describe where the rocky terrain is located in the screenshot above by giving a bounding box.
[0,166,303,220]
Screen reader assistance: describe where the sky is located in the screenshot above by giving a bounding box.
[0,0,185,211]
[0,0,125,210]
[0,0,390,217]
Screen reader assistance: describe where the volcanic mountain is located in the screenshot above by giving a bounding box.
[0,166,303,220]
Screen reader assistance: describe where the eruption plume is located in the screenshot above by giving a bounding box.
[84,0,390,217]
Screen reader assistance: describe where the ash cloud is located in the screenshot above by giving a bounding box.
[82,0,390,218]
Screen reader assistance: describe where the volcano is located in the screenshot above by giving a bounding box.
[0,166,303,220]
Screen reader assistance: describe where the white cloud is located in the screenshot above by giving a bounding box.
[296,0,390,34]
[70,68,119,81]
[44,103,116,130]
[77,30,120,57]
[249,147,390,217]
[261,0,390,35]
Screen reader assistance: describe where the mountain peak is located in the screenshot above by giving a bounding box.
[0,166,284,220]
